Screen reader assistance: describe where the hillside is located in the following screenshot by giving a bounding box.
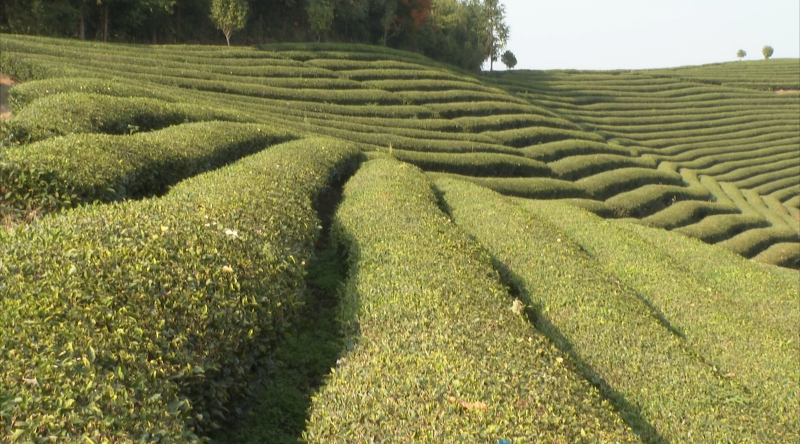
[0,35,798,443]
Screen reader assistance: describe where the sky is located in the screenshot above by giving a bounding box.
[499,0,800,71]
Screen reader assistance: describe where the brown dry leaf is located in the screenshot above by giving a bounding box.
[724,372,736,378]
[458,400,488,412]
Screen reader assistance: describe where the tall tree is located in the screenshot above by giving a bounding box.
[736,49,746,61]
[210,0,248,46]
[377,0,398,45]
[480,0,508,72]
[307,0,334,42]
[762,45,773,60]
[422,0,485,71]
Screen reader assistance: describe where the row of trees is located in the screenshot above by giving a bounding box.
[0,0,515,71]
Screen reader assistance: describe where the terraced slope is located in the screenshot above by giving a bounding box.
[488,63,800,267]
[4,36,798,268]
[1,36,799,442]
[4,36,798,266]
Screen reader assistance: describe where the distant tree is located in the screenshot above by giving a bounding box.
[307,0,335,42]
[419,0,486,71]
[480,0,509,72]
[501,49,516,69]
[736,49,746,60]
[377,0,399,45]
[210,0,248,46]
[762,45,774,60]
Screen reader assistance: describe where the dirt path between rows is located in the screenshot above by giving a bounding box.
[776,89,800,94]
[1,73,15,121]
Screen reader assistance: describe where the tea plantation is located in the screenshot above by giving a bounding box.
[0,35,798,443]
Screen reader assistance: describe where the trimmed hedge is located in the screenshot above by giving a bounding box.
[483,126,604,148]
[0,122,296,218]
[768,183,800,202]
[741,189,797,230]
[605,183,712,218]
[518,198,800,436]
[0,137,364,441]
[642,200,739,229]
[741,170,800,194]
[718,226,800,258]
[6,78,180,113]
[427,172,588,199]
[437,177,798,442]
[522,140,635,163]
[548,154,657,181]
[752,242,800,268]
[2,92,248,143]
[577,167,684,200]
[303,158,637,442]
[425,101,558,119]
[556,198,618,217]
[676,213,771,244]
[0,50,62,82]
[389,149,552,177]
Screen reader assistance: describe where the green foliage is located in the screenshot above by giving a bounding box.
[737,49,746,60]
[762,45,774,60]
[753,242,800,268]
[304,158,637,442]
[306,0,335,42]
[479,0,509,71]
[428,172,588,199]
[0,138,363,441]
[5,78,179,114]
[210,0,248,46]
[437,177,800,442]
[500,49,517,69]
[548,153,657,181]
[0,50,61,82]
[483,125,605,148]
[577,167,683,200]
[2,92,249,144]
[390,149,551,177]
[0,122,296,219]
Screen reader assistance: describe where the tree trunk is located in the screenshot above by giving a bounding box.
[79,10,85,40]
[151,27,157,44]
[225,32,230,46]
[103,3,109,42]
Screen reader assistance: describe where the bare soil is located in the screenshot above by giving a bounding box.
[776,89,800,94]
[0,73,15,121]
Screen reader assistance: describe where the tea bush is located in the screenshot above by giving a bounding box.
[0,122,296,217]
[0,137,363,441]
[3,93,248,143]
[304,158,637,443]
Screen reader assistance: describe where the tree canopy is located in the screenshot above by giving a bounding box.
[0,0,509,72]
[501,49,516,69]
[762,45,774,60]
[210,0,248,46]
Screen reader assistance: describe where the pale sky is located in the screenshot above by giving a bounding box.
[499,0,800,70]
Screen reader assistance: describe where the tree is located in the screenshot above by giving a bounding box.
[210,0,248,46]
[736,49,746,60]
[762,45,773,60]
[501,49,516,69]
[480,0,509,72]
[307,0,334,42]
[377,0,398,45]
